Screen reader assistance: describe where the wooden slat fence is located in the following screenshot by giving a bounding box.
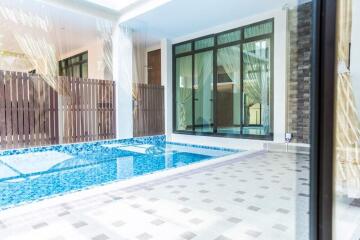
[60,77,116,143]
[0,70,116,149]
[0,71,58,149]
[133,83,164,137]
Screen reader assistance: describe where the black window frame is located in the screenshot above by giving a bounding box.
[310,0,337,239]
[172,18,274,140]
[59,51,88,78]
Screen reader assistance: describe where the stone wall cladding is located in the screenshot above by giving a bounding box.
[287,2,312,144]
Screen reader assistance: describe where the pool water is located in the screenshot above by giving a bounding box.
[0,136,238,209]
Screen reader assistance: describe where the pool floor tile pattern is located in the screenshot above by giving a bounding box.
[0,151,309,240]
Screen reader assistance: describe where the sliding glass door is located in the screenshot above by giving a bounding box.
[175,55,193,132]
[242,39,271,136]
[194,50,214,133]
[216,45,241,134]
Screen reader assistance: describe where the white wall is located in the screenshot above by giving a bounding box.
[351,0,360,114]
[58,39,106,79]
[113,26,134,139]
[163,8,288,150]
[161,39,173,137]
[170,134,264,150]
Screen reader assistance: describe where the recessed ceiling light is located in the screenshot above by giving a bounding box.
[85,0,140,11]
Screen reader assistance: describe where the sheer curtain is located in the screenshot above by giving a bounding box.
[0,1,116,95]
[194,51,213,129]
[15,34,60,89]
[132,30,147,85]
[243,41,270,133]
[0,2,69,94]
[96,18,113,80]
[217,46,241,125]
[335,0,360,198]
[132,29,147,118]
[176,56,192,130]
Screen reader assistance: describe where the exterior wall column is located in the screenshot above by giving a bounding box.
[273,9,287,143]
[161,39,173,140]
[113,25,133,139]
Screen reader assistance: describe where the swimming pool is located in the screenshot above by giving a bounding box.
[0,135,238,209]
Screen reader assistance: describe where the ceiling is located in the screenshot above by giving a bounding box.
[0,0,310,55]
[124,0,301,43]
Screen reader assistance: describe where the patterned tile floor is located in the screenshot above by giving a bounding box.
[335,197,360,239]
[0,151,310,240]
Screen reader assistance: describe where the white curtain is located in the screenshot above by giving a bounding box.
[96,18,113,80]
[243,41,271,133]
[176,56,192,130]
[350,0,360,114]
[15,34,60,90]
[335,0,360,198]
[217,46,241,125]
[0,2,68,93]
[132,30,147,85]
[0,1,116,95]
[194,51,213,127]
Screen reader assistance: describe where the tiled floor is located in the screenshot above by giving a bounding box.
[0,151,310,240]
[335,197,360,239]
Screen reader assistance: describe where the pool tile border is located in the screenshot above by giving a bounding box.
[0,135,239,157]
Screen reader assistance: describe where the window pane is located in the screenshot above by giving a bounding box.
[71,56,80,64]
[216,45,241,134]
[82,52,88,60]
[244,21,273,39]
[194,50,213,133]
[175,56,193,131]
[82,63,88,78]
[73,65,80,78]
[242,39,271,135]
[175,43,192,55]
[217,30,241,45]
[195,37,214,50]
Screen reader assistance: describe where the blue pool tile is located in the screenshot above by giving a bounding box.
[0,135,239,209]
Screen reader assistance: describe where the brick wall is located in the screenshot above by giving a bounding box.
[287,2,312,144]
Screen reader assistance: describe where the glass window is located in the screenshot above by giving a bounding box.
[244,21,273,39]
[243,39,271,136]
[82,53,88,61]
[175,55,193,131]
[71,56,80,64]
[216,45,241,134]
[194,50,213,133]
[217,30,241,45]
[195,37,214,50]
[73,65,81,78]
[59,52,88,78]
[173,19,274,139]
[82,63,88,79]
[175,43,192,55]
